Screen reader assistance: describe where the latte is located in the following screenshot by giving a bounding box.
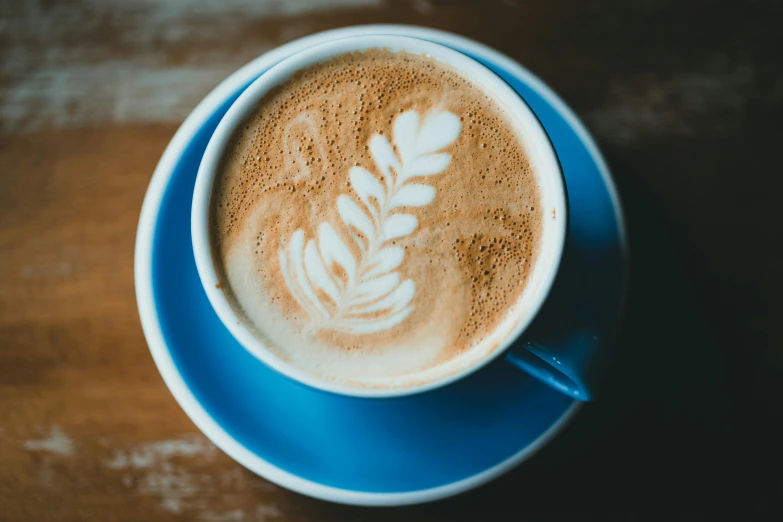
[211,49,542,387]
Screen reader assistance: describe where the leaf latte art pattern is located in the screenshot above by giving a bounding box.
[279,110,462,335]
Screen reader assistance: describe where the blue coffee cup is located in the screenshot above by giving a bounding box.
[191,34,600,401]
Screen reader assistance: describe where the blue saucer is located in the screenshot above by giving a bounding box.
[135,26,627,505]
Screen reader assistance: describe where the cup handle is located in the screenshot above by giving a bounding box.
[505,324,601,401]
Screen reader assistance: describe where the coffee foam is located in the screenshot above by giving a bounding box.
[211,49,542,387]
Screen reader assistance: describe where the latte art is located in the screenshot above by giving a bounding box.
[279,109,461,334]
[211,49,543,387]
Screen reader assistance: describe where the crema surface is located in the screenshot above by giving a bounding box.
[212,49,542,387]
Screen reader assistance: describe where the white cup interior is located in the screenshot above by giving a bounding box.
[192,35,567,398]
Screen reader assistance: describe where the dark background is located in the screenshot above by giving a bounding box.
[1,0,781,520]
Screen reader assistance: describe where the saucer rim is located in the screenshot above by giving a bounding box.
[134,24,627,506]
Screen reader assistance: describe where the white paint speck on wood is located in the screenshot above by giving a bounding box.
[23,426,75,457]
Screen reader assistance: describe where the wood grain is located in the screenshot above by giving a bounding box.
[2,0,782,520]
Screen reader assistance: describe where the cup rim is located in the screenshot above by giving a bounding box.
[191,34,568,398]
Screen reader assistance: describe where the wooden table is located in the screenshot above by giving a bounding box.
[2,1,781,519]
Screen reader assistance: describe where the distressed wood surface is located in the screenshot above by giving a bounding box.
[1,1,782,520]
